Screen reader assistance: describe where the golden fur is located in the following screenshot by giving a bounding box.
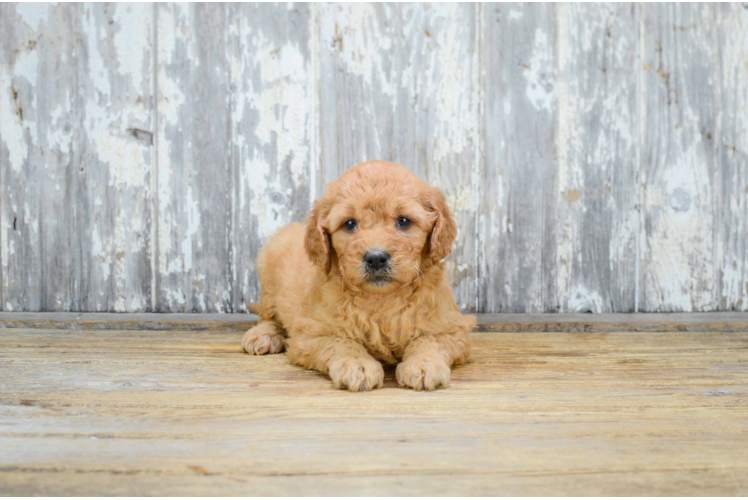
[242,160,475,391]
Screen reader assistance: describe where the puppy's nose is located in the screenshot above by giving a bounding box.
[364,250,390,271]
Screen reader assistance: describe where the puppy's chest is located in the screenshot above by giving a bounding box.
[355,313,414,361]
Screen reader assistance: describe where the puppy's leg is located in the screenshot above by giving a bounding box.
[286,336,384,392]
[242,321,286,355]
[396,329,472,391]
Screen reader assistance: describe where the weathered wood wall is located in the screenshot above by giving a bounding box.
[1,3,747,313]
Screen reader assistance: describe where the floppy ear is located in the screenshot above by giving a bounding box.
[426,187,458,263]
[304,200,332,273]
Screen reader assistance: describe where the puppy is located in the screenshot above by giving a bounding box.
[242,160,475,391]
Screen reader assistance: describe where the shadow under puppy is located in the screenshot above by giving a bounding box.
[242,160,475,391]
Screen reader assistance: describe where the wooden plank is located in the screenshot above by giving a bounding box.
[155,4,232,312]
[554,4,638,313]
[0,4,154,312]
[78,3,154,312]
[0,327,746,495]
[228,3,315,312]
[480,3,558,313]
[639,4,720,312]
[0,3,80,311]
[1,469,746,497]
[2,312,748,332]
[716,4,748,311]
[317,3,481,311]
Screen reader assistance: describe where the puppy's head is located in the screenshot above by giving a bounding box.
[305,160,457,293]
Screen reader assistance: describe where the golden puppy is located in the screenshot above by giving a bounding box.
[242,160,475,391]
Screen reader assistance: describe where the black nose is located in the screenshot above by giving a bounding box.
[364,250,390,271]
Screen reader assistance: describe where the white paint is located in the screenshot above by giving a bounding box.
[112,4,150,92]
[17,3,47,31]
[508,9,524,21]
[156,3,190,285]
[46,101,73,157]
[0,46,39,173]
[447,186,479,213]
[431,4,475,168]
[113,296,126,312]
[130,295,143,311]
[320,4,393,96]
[180,183,200,273]
[567,285,605,313]
[523,28,556,112]
[164,288,186,306]
[645,142,715,312]
[555,3,574,304]
[83,6,112,98]
[0,81,27,173]
[237,27,312,240]
[91,228,112,282]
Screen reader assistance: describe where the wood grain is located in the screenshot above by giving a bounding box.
[1,4,82,312]
[555,4,639,313]
[228,3,315,312]
[1,323,746,495]
[79,4,155,312]
[156,3,233,313]
[480,3,558,313]
[716,4,748,312]
[0,4,155,313]
[639,4,720,312]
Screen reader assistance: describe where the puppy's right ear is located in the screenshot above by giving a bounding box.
[304,200,332,273]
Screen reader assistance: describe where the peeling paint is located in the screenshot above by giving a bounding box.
[523,29,556,112]
[568,286,605,313]
[17,3,47,31]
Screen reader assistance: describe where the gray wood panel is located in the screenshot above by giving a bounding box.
[1,3,79,312]
[0,4,154,312]
[554,4,639,313]
[229,3,315,312]
[716,4,748,312]
[79,3,155,312]
[156,3,233,312]
[480,3,558,313]
[1,3,747,313]
[640,4,720,312]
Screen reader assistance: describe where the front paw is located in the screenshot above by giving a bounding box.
[328,357,384,392]
[242,323,285,355]
[396,354,451,391]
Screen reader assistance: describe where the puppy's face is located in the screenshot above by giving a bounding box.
[305,161,457,293]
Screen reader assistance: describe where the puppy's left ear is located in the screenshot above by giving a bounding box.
[426,187,458,263]
[305,199,333,274]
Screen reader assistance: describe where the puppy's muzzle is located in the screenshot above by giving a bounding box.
[363,250,392,283]
[364,250,390,271]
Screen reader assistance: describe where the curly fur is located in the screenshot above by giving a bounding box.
[242,160,475,391]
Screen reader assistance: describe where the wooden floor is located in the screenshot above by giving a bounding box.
[1,313,747,496]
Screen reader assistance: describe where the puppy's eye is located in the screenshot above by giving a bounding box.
[343,219,357,231]
[396,217,411,228]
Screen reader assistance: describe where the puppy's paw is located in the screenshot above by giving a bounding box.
[328,357,384,392]
[242,323,285,355]
[396,354,451,391]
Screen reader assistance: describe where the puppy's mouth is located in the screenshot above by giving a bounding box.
[365,272,393,285]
